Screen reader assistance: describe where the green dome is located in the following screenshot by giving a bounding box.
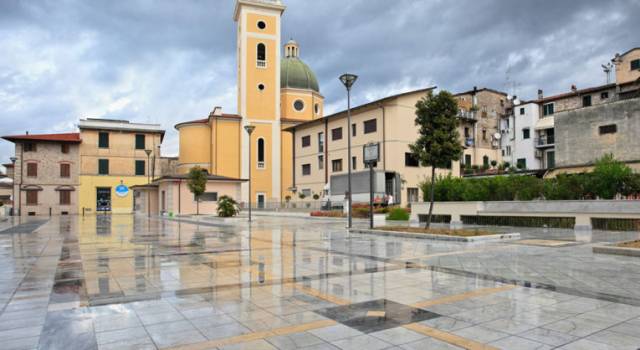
[281,57,320,93]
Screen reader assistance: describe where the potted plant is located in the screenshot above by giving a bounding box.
[217,196,240,217]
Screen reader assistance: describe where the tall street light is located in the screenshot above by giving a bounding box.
[339,73,358,228]
[9,156,16,216]
[244,125,256,222]
[145,149,152,217]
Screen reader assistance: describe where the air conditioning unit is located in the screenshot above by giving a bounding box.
[535,150,543,158]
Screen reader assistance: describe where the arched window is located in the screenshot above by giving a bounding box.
[257,138,265,168]
[257,43,266,67]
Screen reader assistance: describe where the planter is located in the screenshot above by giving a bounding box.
[349,228,520,242]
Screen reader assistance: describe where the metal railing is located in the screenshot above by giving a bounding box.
[458,110,477,120]
[239,200,325,211]
[256,60,267,68]
[535,135,555,147]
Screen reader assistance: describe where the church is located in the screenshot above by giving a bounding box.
[150,0,323,212]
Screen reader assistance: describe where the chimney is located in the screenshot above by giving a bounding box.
[537,89,543,99]
[210,106,223,117]
[571,84,577,92]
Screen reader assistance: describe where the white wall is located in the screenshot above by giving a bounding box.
[512,103,542,170]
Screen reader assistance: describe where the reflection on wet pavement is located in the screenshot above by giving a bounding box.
[0,215,639,349]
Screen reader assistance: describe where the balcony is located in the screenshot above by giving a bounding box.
[256,60,267,68]
[535,135,555,148]
[458,110,477,121]
[464,138,475,147]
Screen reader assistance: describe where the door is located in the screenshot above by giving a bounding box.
[96,187,111,212]
[257,193,266,209]
[546,151,555,169]
[161,191,166,213]
[407,188,419,204]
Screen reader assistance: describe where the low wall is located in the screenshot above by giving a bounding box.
[410,200,640,230]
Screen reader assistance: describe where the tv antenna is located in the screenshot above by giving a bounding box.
[602,62,614,84]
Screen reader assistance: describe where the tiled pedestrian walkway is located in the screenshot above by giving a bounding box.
[0,215,639,349]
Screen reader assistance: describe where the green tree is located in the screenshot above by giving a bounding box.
[590,154,633,199]
[217,195,240,217]
[409,90,462,227]
[187,166,207,215]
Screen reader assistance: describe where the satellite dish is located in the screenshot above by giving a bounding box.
[513,98,521,105]
[507,94,512,100]
[493,133,502,140]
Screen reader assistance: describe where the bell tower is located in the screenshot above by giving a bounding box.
[234,0,285,205]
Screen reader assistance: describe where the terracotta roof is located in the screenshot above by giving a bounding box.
[155,174,247,182]
[281,118,310,123]
[2,132,81,143]
[536,83,616,103]
[454,87,508,97]
[618,47,640,58]
[174,114,241,129]
[2,163,14,168]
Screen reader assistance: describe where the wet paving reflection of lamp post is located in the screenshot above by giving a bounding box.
[244,125,256,222]
[9,156,16,216]
[145,149,152,218]
[339,73,358,228]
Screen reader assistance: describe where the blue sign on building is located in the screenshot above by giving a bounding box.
[115,184,129,197]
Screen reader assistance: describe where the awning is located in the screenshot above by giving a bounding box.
[21,185,43,191]
[535,116,554,130]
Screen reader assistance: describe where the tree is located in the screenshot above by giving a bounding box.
[590,154,633,199]
[217,195,240,217]
[409,90,463,228]
[187,166,207,215]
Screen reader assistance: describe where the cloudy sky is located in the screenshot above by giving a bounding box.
[1,0,639,164]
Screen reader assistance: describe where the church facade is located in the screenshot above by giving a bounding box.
[173,0,323,208]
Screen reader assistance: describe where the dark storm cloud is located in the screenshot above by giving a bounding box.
[1,0,639,162]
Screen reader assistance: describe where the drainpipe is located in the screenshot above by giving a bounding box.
[292,129,296,190]
[378,103,386,171]
[18,143,23,216]
[178,180,181,215]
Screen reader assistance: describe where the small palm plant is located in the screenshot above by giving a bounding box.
[217,195,240,217]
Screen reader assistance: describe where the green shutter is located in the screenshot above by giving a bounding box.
[135,160,145,176]
[98,159,109,175]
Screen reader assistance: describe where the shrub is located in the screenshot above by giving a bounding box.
[217,196,239,217]
[312,193,320,200]
[387,207,410,221]
[310,210,344,217]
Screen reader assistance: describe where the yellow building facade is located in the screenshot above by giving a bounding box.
[175,0,323,207]
[78,118,165,214]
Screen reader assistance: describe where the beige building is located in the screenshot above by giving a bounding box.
[613,47,640,99]
[288,88,491,207]
[2,133,81,216]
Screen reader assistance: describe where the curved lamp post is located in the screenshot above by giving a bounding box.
[9,156,16,216]
[339,73,358,228]
[244,125,256,222]
[145,149,152,217]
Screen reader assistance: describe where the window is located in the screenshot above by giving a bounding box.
[26,163,37,177]
[351,123,356,137]
[331,127,342,141]
[506,145,512,156]
[135,160,145,176]
[98,132,109,148]
[464,127,470,138]
[332,159,342,172]
[318,155,324,170]
[135,134,145,150]
[314,103,319,115]
[301,189,311,197]
[599,124,617,135]
[465,154,472,166]
[60,163,70,178]
[483,156,489,167]
[542,103,554,116]
[59,190,71,205]
[519,107,525,115]
[256,43,266,66]
[363,119,377,134]
[301,135,311,147]
[601,91,609,99]
[352,156,356,170]
[293,100,304,111]
[405,153,419,167]
[482,129,487,141]
[257,20,266,30]
[257,138,265,168]
[522,128,530,139]
[61,144,69,154]
[318,132,324,152]
[98,159,109,175]
[199,192,218,202]
[257,83,265,91]
[631,59,640,70]
[24,143,36,152]
[26,190,37,205]
[582,95,592,107]
[302,164,311,175]
[517,158,527,169]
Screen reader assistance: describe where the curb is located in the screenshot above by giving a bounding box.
[593,244,640,257]
[348,228,520,242]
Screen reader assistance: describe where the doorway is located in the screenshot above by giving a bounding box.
[256,193,266,209]
[96,187,111,212]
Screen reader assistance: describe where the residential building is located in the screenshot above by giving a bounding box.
[613,47,640,99]
[454,87,507,170]
[501,101,541,170]
[1,133,81,216]
[77,118,165,214]
[1,163,14,209]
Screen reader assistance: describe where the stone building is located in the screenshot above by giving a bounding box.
[1,133,81,216]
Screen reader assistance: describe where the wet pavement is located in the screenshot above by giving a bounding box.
[1,215,640,349]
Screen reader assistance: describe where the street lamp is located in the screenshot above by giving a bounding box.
[9,156,16,216]
[244,125,256,222]
[339,73,358,228]
[145,149,152,217]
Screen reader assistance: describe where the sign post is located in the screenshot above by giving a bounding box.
[363,143,380,229]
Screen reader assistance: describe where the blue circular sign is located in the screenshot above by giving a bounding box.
[115,184,129,197]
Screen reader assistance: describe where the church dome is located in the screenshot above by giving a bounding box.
[280,40,320,93]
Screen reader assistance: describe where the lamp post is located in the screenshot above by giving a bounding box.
[145,149,152,217]
[339,73,358,228]
[9,156,16,216]
[244,125,256,222]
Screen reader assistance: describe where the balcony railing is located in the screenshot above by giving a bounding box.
[465,138,475,147]
[535,135,555,147]
[458,110,477,120]
[256,60,267,68]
